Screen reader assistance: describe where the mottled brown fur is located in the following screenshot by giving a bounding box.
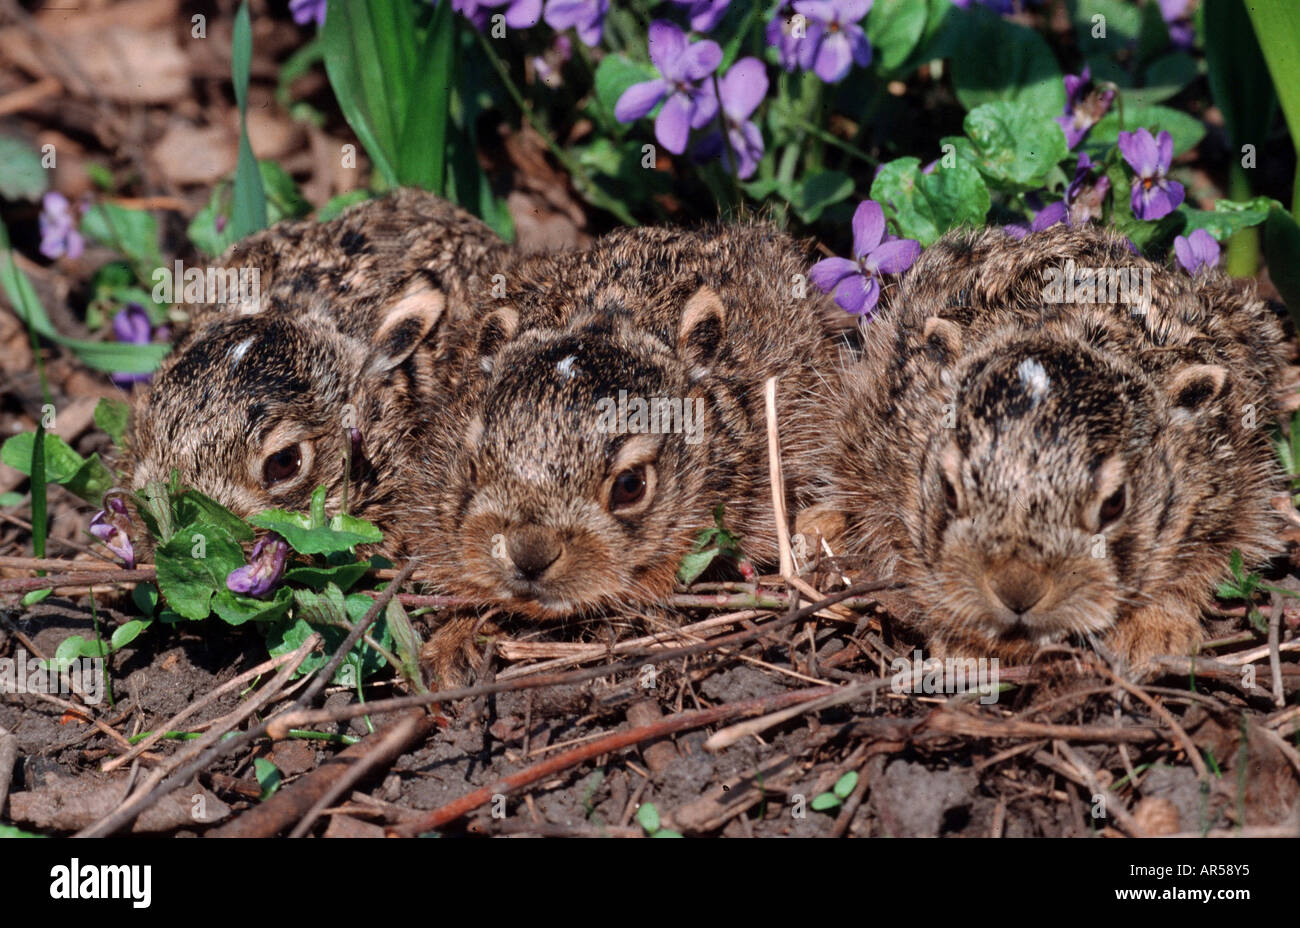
[123,190,513,556]
[820,223,1288,667]
[413,221,844,620]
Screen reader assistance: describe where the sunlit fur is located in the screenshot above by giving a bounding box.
[122,189,512,558]
[823,223,1288,666]
[413,221,843,618]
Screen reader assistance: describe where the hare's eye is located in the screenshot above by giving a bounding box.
[609,465,647,510]
[1098,485,1126,528]
[263,445,302,486]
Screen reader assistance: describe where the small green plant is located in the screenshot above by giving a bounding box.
[811,771,858,812]
[1216,549,1300,634]
[677,505,750,585]
[635,802,682,838]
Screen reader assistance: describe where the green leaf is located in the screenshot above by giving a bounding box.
[22,588,52,607]
[948,102,1069,191]
[109,619,151,651]
[0,491,23,507]
[832,770,859,799]
[1243,0,1300,215]
[316,190,373,223]
[593,54,658,133]
[1264,207,1300,332]
[1206,0,1277,155]
[132,582,159,617]
[249,507,382,556]
[677,547,721,586]
[267,586,392,682]
[283,557,374,593]
[211,585,292,626]
[132,477,176,546]
[396,0,454,191]
[789,171,855,223]
[230,1,268,238]
[93,398,130,446]
[1134,53,1200,106]
[253,757,282,800]
[950,6,1064,117]
[174,489,254,543]
[1071,0,1142,58]
[80,203,163,274]
[154,521,247,621]
[0,824,45,837]
[635,803,661,834]
[1086,103,1206,158]
[0,136,49,201]
[865,0,928,73]
[870,156,991,247]
[385,596,426,693]
[0,432,114,503]
[810,791,842,811]
[321,0,402,186]
[1175,196,1282,240]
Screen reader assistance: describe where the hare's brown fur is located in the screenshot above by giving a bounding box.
[821,223,1288,666]
[124,190,512,556]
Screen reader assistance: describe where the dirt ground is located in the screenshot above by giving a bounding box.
[1,0,1298,838]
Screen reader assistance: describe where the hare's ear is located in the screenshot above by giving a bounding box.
[678,286,726,371]
[476,307,519,373]
[1167,363,1227,411]
[922,316,963,361]
[368,280,446,374]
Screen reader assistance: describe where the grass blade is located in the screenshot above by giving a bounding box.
[397,0,455,191]
[322,0,399,186]
[1244,0,1300,216]
[230,1,267,237]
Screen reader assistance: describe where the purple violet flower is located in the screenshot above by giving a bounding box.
[698,57,768,179]
[110,303,155,388]
[89,496,134,569]
[1056,66,1115,149]
[670,0,731,32]
[226,534,289,599]
[543,0,607,46]
[1064,152,1110,225]
[1022,153,1112,233]
[766,1,811,72]
[455,0,541,30]
[38,192,84,261]
[809,200,921,316]
[1118,128,1184,220]
[792,0,872,84]
[1174,229,1220,275]
[1159,0,1195,49]
[289,0,326,27]
[615,20,722,155]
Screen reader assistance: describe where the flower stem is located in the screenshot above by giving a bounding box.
[473,28,639,226]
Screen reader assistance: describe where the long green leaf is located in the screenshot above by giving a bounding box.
[1204,0,1276,275]
[398,0,455,191]
[322,0,399,186]
[230,1,268,238]
[30,425,46,559]
[1244,0,1300,217]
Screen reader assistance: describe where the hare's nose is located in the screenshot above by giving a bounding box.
[989,562,1047,615]
[508,527,563,581]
